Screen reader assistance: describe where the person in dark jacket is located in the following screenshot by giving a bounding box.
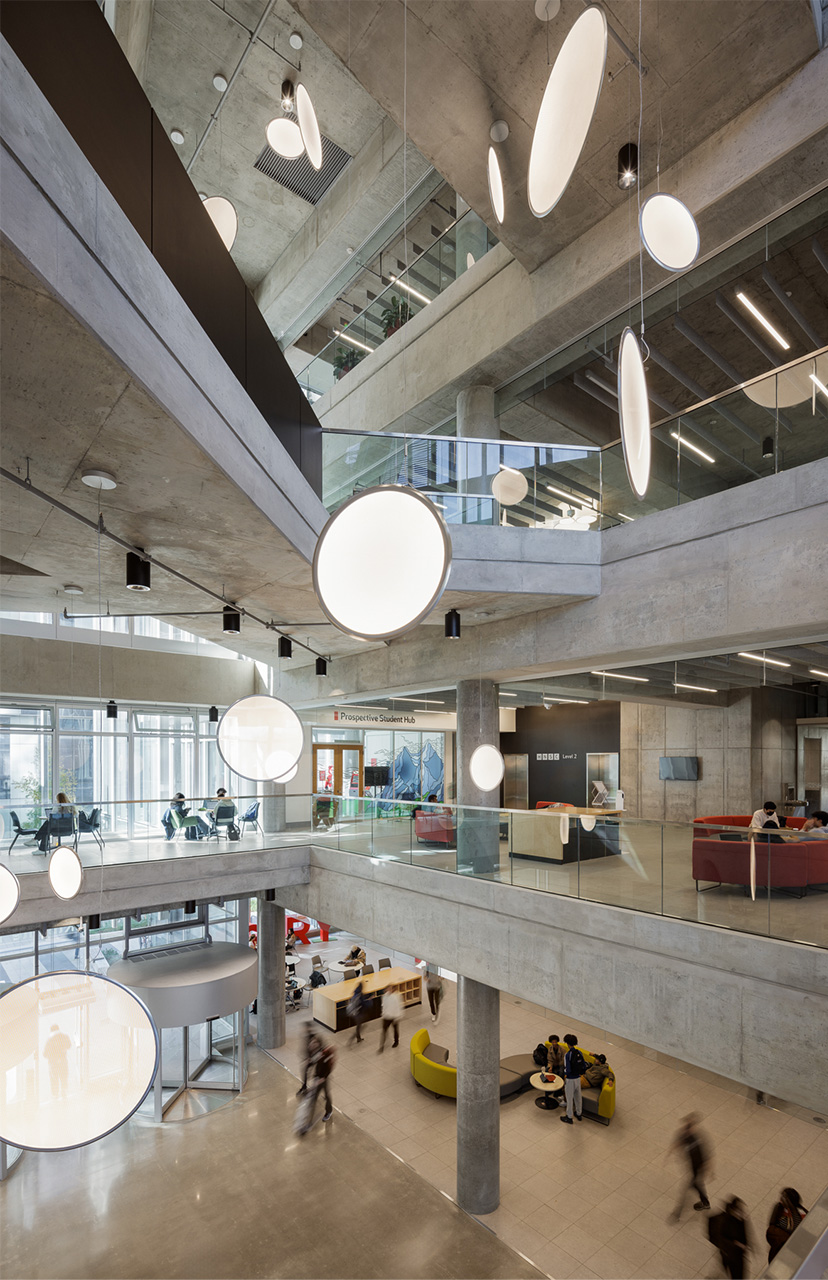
[669,1113,711,1219]
[766,1188,806,1262]
[712,1197,751,1279]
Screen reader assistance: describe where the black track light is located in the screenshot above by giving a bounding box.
[279,636,293,659]
[316,657,328,676]
[185,900,196,914]
[762,436,774,459]
[617,142,638,190]
[264,888,276,902]
[222,606,241,635]
[88,914,101,931]
[445,609,461,639]
[209,705,219,723]
[126,550,151,591]
[106,700,118,720]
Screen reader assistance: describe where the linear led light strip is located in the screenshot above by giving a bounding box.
[811,668,828,679]
[591,670,649,682]
[389,276,431,305]
[544,697,589,704]
[616,513,635,522]
[333,329,374,353]
[735,292,790,350]
[737,652,791,668]
[810,374,828,400]
[670,431,715,463]
[547,484,598,508]
[394,697,446,704]
[675,682,718,693]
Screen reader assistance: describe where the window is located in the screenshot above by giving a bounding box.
[59,613,129,633]
[133,616,199,644]
[0,610,53,623]
[0,705,53,826]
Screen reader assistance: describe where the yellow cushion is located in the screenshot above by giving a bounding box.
[409,1028,457,1098]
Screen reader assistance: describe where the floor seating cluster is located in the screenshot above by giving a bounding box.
[691,815,828,894]
[409,1030,616,1124]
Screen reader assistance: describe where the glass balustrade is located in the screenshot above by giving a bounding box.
[296,208,499,403]
[4,798,825,951]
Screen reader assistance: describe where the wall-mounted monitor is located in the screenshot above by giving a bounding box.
[364,766,390,788]
[659,756,699,781]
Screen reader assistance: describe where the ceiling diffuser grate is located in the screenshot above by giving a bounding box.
[254,117,351,205]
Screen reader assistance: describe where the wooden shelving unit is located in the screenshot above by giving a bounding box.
[312,966,422,1033]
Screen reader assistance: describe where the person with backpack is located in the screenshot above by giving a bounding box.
[669,1113,711,1219]
[295,1037,335,1133]
[559,1033,586,1124]
[347,981,369,1044]
[547,1034,566,1075]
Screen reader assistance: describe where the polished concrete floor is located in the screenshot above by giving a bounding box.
[1,1045,542,1280]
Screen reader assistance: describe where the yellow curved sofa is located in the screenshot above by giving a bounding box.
[410,1028,457,1098]
[578,1047,616,1124]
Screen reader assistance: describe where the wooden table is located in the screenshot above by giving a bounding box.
[312,966,421,1033]
[530,1071,563,1110]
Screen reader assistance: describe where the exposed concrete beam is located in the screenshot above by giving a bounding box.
[109,0,155,87]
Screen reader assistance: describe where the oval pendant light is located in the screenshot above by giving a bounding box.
[202,196,238,251]
[0,972,158,1151]
[528,6,607,218]
[313,486,452,641]
[618,326,651,500]
[487,146,505,224]
[217,695,304,782]
[491,467,528,506]
[0,863,21,925]
[266,117,304,158]
[296,84,323,170]
[48,844,83,900]
[639,192,700,272]
[469,743,505,792]
[579,813,596,832]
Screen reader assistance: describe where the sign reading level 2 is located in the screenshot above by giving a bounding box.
[536,752,579,761]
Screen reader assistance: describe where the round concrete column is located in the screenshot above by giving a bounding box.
[456,678,500,875]
[456,385,497,441]
[456,975,500,1214]
[261,781,286,835]
[256,899,285,1050]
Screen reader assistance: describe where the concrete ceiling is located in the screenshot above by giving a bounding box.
[287,0,819,274]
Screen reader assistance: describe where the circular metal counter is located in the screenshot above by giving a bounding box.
[108,942,257,1028]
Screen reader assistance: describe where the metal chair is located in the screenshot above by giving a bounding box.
[8,810,38,852]
[212,802,237,838]
[361,964,374,975]
[47,813,77,851]
[344,969,356,980]
[77,807,105,849]
[240,801,262,836]
[378,957,391,970]
[311,954,329,981]
[170,809,204,841]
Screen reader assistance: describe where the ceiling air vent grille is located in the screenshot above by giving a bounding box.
[254,118,351,205]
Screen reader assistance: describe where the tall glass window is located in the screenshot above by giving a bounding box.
[58,706,130,836]
[133,712,195,835]
[0,706,53,833]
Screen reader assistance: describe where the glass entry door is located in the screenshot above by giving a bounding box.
[312,744,363,798]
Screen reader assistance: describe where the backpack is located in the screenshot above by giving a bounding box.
[309,969,327,988]
[346,991,364,1018]
[567,1047,586,1077]
[316,1044,336,1079]
[227,822,240,841]
[533,1044,548,1066]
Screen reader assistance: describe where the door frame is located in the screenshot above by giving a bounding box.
[312,743,364,797]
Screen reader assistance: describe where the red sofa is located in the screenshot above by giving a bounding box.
[691,815,828,894]
[414,808,456,845]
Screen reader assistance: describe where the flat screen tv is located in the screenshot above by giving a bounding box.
[659,756,699,781]
[364,766,390,788]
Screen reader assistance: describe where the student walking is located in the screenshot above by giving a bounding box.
[709,1197,752,1279]
[559,1034,586,1125]
[295,1038,335,1134]
[347,981,369,1044]
[378,986,403,1052]
[425,969,443,1024]
[766,1188,806,1262]
[669,1113,711,1219]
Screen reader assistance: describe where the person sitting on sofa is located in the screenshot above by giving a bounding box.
[796,811,828,839]
[751,801,781,830]
[546,1034,566,1075]
[582,1053,614,1089]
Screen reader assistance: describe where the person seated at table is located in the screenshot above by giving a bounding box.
[795,810,828,839]
[546,1034,566,1075]
[751,801,781,830]
[286,927,298,954]
[582,1053,614,1089]
[341,944,366,968]
[36,791,77,852]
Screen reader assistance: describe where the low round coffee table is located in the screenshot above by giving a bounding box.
[530,1071,563,1110]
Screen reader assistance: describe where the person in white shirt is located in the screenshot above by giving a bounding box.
[796,811,828,840]
[378,986,403,1051]
[751,802,780,829]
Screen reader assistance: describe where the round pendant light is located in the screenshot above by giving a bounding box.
[469,743,505,792]
[266,117,304,159]
[744,353,828,409]
[217,695,304,782]
[313,486,452,641]
[296,84,322,170]
[203,196,238,251]
[487,146,505,225]
[491,467,528,506]
[0,971,159,1151]
[273,762,299,784]
[48,845,83,900]
[579,814,596,832]
[618,326,651,500]
[639,193,700,272]
[559,813,570,844]
[527,6,607,218]
[0,863,21,925]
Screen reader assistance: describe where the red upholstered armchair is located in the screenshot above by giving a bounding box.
[414,807,456,845]
[690,816,827,894]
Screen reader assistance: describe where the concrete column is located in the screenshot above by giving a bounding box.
[456,975,500,1214]
[256,899,285,1050]
[456,385,497,513]
[456,385,497,440]
[261,781,286,835]
[456,678,500,875]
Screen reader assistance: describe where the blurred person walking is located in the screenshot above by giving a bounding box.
[425,968,443,1024]
[766,1188,806,1262]
[709,1197,752,1279]
[378,986,403,1052]
[669,1113,711,1219]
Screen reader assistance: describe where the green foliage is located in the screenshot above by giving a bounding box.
[332,345,362,378]
[380,294,412,337]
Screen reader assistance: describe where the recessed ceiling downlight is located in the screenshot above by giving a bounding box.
[487,146,505,224]
[639,193,700,272]
[618,327,651,500]
[527,6,607,218]
[313,486,452,641]
[203,196,238,251]
[217,695,304,782]
[81,469,116,490]
[0,972,158,1151]
[469,744,505,792]
[48,845,83,900]
[0,864,21,925]
[296,83,323,170]
[266,117,304,159]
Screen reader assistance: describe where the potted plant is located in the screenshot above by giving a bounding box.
[380,294,411,338]
[332,346,362,380]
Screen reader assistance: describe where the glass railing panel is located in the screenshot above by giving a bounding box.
[661,820,773,938]
[506,808,578,896]
[575,815,665,915]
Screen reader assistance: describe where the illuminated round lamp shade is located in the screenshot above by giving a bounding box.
[527,6,607,218]
[0,971,158,1152]
[273,762,298,784]
[579,814,597,832]
[559,813,570,844]
[469,744,505,792]
[203,196,238,251]
[618,326,652,500]
[639,193,700,272]
[266,117,304,159]
[744,352,828,408]
[487,146,505,225]
[0,863,21,925]
[296,83,322,171]
[48,845,83,900]
[313,486,452,641]
[491,468,528,506]
[217,695,304,783]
